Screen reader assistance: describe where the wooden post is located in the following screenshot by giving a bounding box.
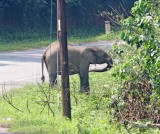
[57,0,71,119]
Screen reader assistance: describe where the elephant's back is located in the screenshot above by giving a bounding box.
[47,42,59,53]
[67,45,83,63]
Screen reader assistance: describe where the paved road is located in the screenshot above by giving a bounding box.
[0,40,122,94]
[0,47,48,94]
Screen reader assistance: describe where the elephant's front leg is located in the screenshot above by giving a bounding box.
[79,69,90,93]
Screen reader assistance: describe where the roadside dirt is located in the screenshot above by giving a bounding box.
[0,124,13,134]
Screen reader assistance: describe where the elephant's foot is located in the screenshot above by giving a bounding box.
[80,87,90,94]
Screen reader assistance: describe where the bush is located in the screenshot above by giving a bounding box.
[112,0,160,126]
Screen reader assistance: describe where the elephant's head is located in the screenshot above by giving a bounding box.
[82,47,113,70]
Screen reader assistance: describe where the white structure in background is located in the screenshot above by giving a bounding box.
[105,21,111,34]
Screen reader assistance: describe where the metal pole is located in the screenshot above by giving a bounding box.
[50,0,52,40]
[57,0,71,119]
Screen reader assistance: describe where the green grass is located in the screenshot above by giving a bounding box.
[0,71,121,134]
[0,30,120,51]
[69,32,119,44]
[0,38,52,51]
[0,69,159,134]
[0,26,52,51]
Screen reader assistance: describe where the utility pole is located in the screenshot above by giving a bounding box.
[57,0,71,119]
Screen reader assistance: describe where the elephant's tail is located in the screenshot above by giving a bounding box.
[41,55,45,83]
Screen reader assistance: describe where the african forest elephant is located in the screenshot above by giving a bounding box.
[41,42,113,93]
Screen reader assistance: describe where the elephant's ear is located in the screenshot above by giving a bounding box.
[82,48,97,64]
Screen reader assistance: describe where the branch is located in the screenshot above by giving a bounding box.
[37,83,55,117]
[26,100,31,113]
[3,93,23,112]
[124,120,160,128]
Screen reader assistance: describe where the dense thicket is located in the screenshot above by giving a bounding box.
[0,0,135,30]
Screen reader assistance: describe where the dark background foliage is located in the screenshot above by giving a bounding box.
[0,0,136,41]
[0,0,136,28]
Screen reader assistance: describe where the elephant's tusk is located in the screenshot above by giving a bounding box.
[89,63,108,72]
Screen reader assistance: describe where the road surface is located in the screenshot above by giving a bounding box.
[0,40,123,94]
